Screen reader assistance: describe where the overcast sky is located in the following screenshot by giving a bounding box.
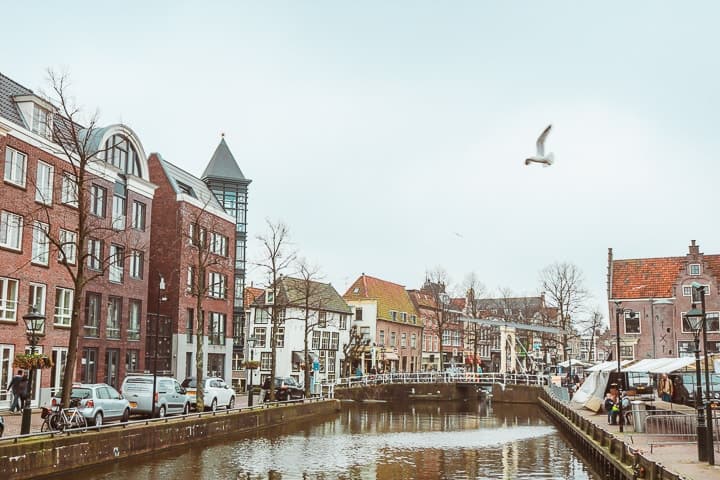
[6,2,720,325]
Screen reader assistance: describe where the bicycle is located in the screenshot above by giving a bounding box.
[41,399,87,432]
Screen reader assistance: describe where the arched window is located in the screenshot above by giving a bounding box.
[104,134,142,177]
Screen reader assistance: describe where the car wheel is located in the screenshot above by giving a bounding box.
[121,408,130,423]
[183,403,190,415]
[228,396,235,409]
[94,412,103,427]
[210,398,217,412]
[158,405,166,418]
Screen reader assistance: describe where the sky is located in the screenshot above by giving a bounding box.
[5,1,720,326]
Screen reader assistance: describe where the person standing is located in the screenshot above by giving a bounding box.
[6,370,24,413]
[658,373,674,402]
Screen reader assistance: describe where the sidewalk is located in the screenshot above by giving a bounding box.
[0,392,257,437]
[569,400,720,479]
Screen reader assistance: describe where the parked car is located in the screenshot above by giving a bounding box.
[51,383,130,426]
[263,376,305,402]
[181,376,235,411]
[120,374,190,418]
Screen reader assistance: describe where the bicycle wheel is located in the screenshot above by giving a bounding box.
[74,414,87,432]
[40,419,51,432]
[50,413,64,431]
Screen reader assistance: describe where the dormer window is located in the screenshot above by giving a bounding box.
[104,134,141,176]
[266,289,274,304]
[32,104,51,138]
[689,264,701,276]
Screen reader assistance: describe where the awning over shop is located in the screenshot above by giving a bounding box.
[623,357,695,374]
[557,359,592,368]
[382,352,399,361]
[586,360,633,372]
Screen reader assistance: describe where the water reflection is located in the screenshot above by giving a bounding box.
[57,401,595,480]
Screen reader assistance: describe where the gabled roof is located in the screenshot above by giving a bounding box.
[253,277,351,314]
[201,137,250,183]
[157,155,226,216]
[407,289,437,310]
[243,287,264,309]
[0,72,32,127]
[343,274,418,322]
[610,257,685,299]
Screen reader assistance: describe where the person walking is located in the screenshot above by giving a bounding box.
[6,370,24,413]
[658,373,674,402]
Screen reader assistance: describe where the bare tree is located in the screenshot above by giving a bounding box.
[342,325,369,377]
[461,272,486,370]
[423,267,453,370]
[539,261,589,359]
[577,307,605,362]
[182,203,234,411]
[254,220,295,401]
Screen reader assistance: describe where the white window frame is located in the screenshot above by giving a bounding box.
[54,287,73,326]
[623,311,641,334]
[689,263,701,276]
[28,282,46,316]
[61,173,78,207]
[58,229,77,264]
[0,211,23,251]
[129,250,143,279]
[31,221,49,265]
[87,238,102,270]
[0,277,19,322]
[109,244,124,283]
[128,299,141,340]
[683,286,692,296]
[106,297,121,339]
[131,201,146,231]
[186,266,194,290]
[111,194,126,230]
[32,104,51,138]
[35,161,54,205]
[90,184,106,217]
[692,285,710,302]
[4,147,27,187]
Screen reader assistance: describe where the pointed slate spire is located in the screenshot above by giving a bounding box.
[201,134,249,183]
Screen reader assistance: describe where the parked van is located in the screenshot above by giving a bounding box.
[120,374,190,418]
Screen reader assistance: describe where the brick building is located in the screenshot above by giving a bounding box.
[147,152,236,383]
[0,72,156,407]
[607,240,720,361]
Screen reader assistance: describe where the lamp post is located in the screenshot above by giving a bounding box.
[565,346,573,393]
[685,290,715,465]
[614,303,626,433]
[247,336,256,407]
[152,275,166,418]
[21,308,45,435]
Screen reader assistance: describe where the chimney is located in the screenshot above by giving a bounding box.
[689,240,700,255]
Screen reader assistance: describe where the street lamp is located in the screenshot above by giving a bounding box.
[686,302,709,462]
[614,303,627,433]
[565,346,573,392]
[152,274,167,418]
[688,289,715,464]
[247,336,256,407]
[21,308,45,435]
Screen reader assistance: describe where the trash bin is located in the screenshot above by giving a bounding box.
[631,400,648,432]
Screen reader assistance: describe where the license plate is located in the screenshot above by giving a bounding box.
[129,402,137,408]
[188,391,196,396]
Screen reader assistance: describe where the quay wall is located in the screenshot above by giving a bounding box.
[0,399,340,480]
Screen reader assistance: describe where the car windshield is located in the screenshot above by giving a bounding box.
[274,377,295,387]
[181,378,197,388]
[70,388,92,399]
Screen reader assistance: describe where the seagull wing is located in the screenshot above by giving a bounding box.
[536,124,552,157]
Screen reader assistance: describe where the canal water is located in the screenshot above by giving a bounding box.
[59,400,597,479]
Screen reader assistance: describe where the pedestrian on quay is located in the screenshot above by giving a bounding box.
[6,370,24,414]
[658,373,674,402]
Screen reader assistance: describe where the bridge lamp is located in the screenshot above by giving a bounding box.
[686,302,710,462]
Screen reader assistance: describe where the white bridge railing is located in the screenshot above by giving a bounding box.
[328,372,546,391]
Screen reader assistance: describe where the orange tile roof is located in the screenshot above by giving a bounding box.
[611,257,684,299]
[343,274,418,321]
[243,287,264,309]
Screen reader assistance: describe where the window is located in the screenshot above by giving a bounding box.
[276,326,285,348]
[35,161,53,204]
[211,232,228,256]
[58,229,77,264]
[4,147,26,187]
[312,331,321,349]
[692,285,710,303]
[31,222,49,265]
[689,264,701,276]
[321,331,330,349]
[54,287,73,326]
[318,311,327,328]
[0,211,23,250]
[126,349,139,373]
[401,312,407,323]
[339,314,347,330]
[390,332,397,347]
[401,333,407,347]
[260,352,272,370]
[683,286,692,296]
[32,104,51,138]
[131,201,146,230]
[186,266,194,290]
[360,326,370,342]
[266,289,275,304]
[411,333,417,349]
[620,345,634,360]
[109,245,124,283]
[253,327,266,347]
[209,272,226,298]
[105,350,120,388]
[81,348,98,383]
[678,340,694,358]
[107,297,121,339]
[186,308,194,343]
[379,330,385,346]
[85,292,101,337]
[87,238,102,270]
[624,311,640,334]
[255,308,269,324]
[411,315,417,325]
[129,250,143,279]
[708,312,720,332]
[104,134,141,176]
[128,300,141,340]
[28,283,46,316]
[209,312,226,345]
[390,311,398,322]
[112,195,126,230]
[61,173,78,206]
[90,184,106,217]
[355,307,363,321]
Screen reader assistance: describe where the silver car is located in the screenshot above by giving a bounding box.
[121,375,190,418]
[52,383,130,426]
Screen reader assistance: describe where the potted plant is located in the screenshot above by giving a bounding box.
[13,353,53,370]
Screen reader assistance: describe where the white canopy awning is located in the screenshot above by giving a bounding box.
[557,359,592,368]
[586,360,633,372]
[623,357,695,374]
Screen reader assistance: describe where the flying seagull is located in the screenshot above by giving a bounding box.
[525,124,554,166]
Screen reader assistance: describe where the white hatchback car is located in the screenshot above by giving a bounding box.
[180,376,235,411]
